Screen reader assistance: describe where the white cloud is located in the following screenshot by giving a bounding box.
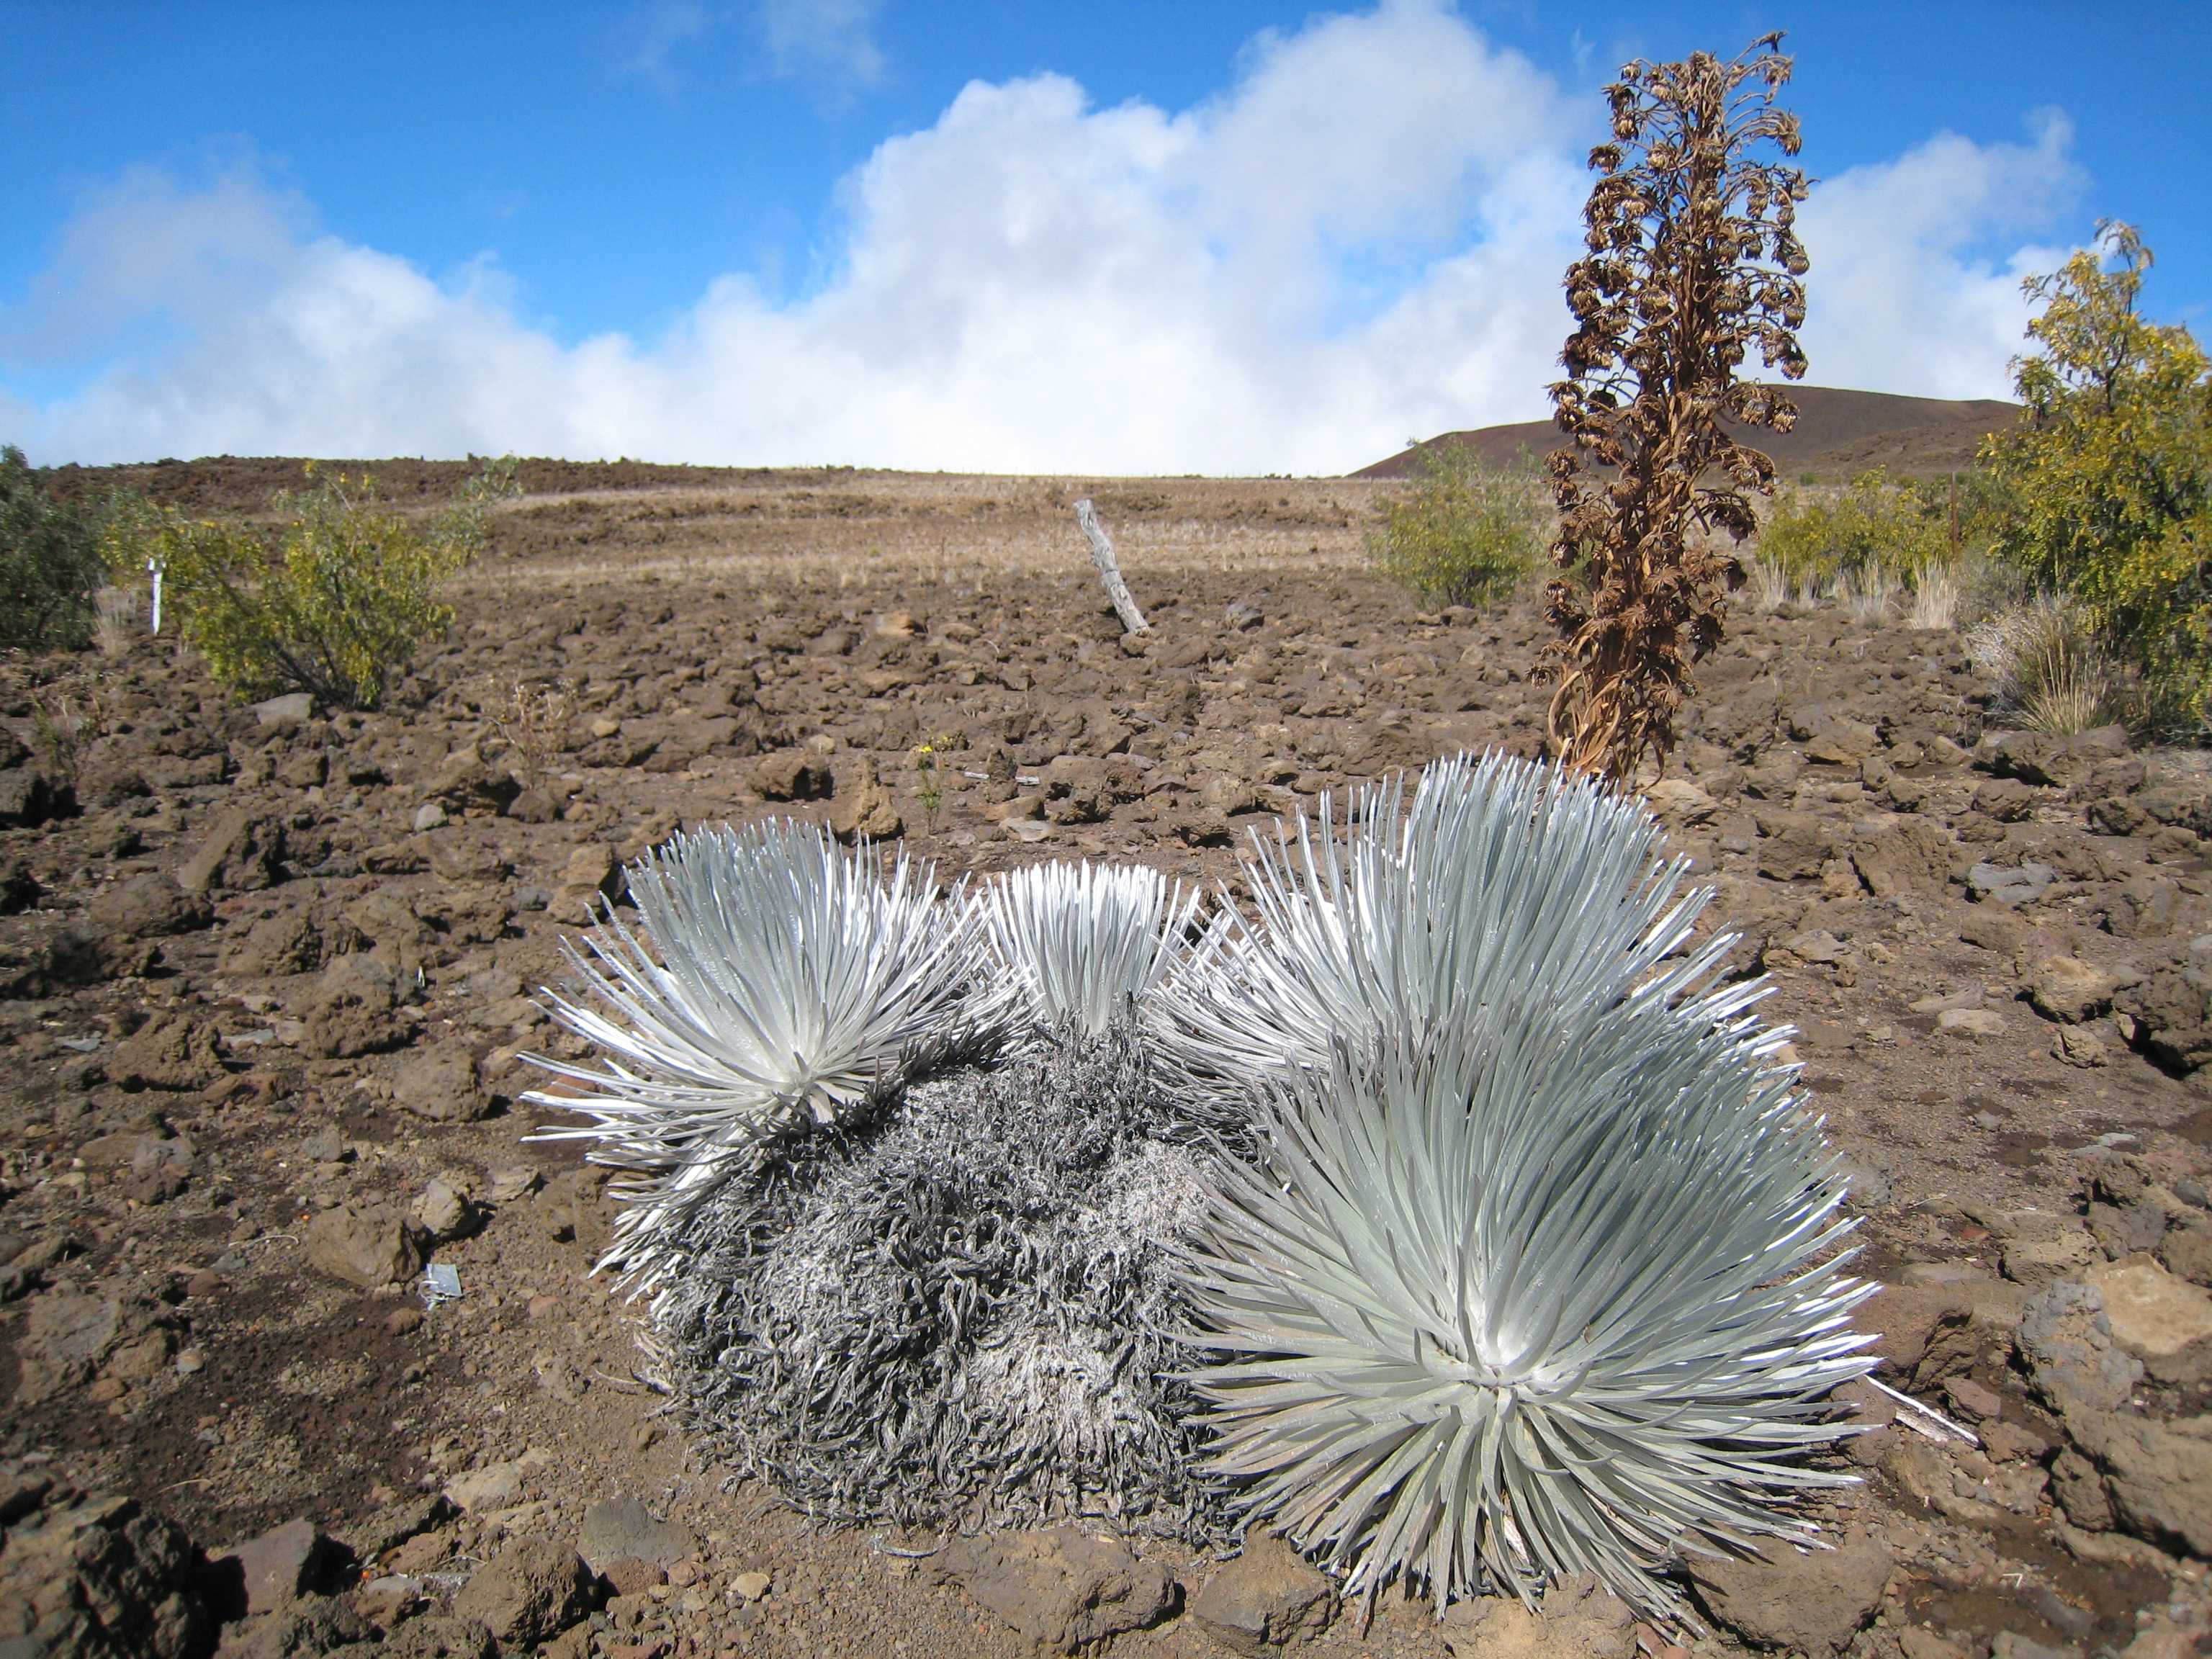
[616,0,716,94]
[757,0,885,89]
[2,2,2092,473]
[619,0,712,94]
[1797,112,2085,400]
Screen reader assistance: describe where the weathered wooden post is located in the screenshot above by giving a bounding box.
[1073,498,1150,636]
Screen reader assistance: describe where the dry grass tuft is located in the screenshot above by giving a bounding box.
[92,585,137,657]
[1966,593,2116,734]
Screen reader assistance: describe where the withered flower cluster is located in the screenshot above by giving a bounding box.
[1541,35,1809,781]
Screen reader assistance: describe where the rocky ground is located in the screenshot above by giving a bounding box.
[1,464,2210,1659]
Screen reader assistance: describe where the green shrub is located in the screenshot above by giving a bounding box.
[1367,444,1545,608]
[127,458,518,709]
[1755,469,1949,593]
[0,444,108,651]
[1983,222,2212,734]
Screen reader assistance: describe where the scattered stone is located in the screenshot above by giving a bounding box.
[392,1043,489,1124]
[1937,1007,2008,1038]
[2055,1024,2113,1067]
[1941,1376,2005,1422]
[448,1535,598,1647]
[300,953,408,1058]
[555,843,626,914]
[14,1293,121,1405]
[2114,947,2212,1073]
[347,1493,456,1565]
[1645,779,1719,827]
[2028,956,2121,1024]
[215,1517,339,1617]
[936,1527,1177,1656]
[1691,1531,1892,1657]
[1967,860,2055,907]
[251,691,315,729]
[110,1017,222,1091]
[413,801,449,832]
[2163,1218,2212,1287]
[305,1202,423,1290]
[1801,717,1879,767]
[1753,811,1830,882]
[1861,1282,1976,1390]
[443,1460,529,1514]
[830,756,903,842]
[750,751,833,801]
[411,1176,480,1244]
[1188,1534,1333,1655]
[424,743,522,814]
[85,873,212,943]
[378,1614,496,1659]
[176,807,284,894]
[1438,1577,1636,1659]
[579,1493,698,1578]
[0,760,71,827]
[2017,1280,2144,1414]
[2064,1411,2212,1557]
[1999,1217,2101,1287]
[0,1467,214,1659]
[2084,1257,2212,1381]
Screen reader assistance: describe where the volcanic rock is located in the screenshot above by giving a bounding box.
[1188,1534,1334,1655]
[447,1535,598,1647]
[935,1528,1177,1656]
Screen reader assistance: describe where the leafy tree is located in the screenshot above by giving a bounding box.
[1540,35,1809,781]
[1984,222,2212,730]
[0,444,108,650]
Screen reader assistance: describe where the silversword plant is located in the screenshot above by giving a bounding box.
[526,819,984,1294]
[531,751,1877,1617]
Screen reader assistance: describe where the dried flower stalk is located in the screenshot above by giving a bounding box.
[1541,34,1809,781]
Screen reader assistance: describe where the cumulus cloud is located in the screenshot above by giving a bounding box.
[757,0,886,89]
[1797,111,2085,400]
[1,1,2092,472]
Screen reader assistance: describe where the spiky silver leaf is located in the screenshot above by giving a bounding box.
[1178,1004,1874,1619]
[523,819,985,1291]
[984,860,1199,1039]
[1152,751,1767,1112]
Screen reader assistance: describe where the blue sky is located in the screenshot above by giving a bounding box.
[3,1,2203,473]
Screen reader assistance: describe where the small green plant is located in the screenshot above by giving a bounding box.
[1984,222,2212,734]
[1367,443,1545,608]
[0,444,108,651]
[129,457,519,709]
[911,740,945,833]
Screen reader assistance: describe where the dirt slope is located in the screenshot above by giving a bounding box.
[1353,385,2022,481]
